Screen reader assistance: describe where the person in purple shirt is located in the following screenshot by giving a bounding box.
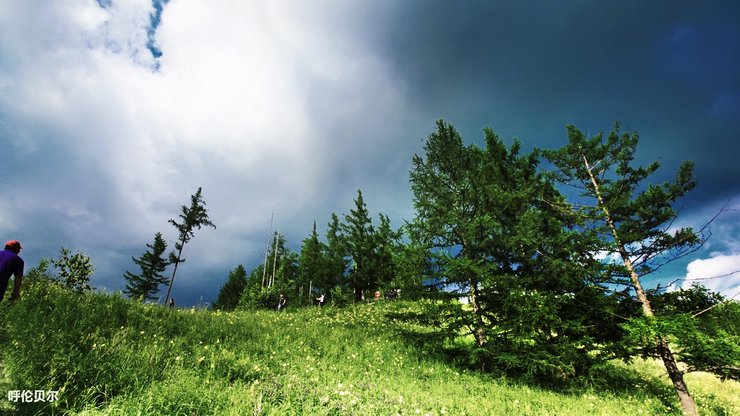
[0,240,24,302]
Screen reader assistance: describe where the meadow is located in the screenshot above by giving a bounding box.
[1,281,738,415]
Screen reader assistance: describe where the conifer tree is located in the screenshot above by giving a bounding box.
[325,213,348,290]
[373,213,399,290]
[212,264,248,311]
[410,120,617,378]
[545,124,703,415]
[164,187,216,306]
[124,232,170,301]
[343,190,378,295]
[299,222,329,297]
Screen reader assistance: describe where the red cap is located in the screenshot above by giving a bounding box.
[4,240,22,250]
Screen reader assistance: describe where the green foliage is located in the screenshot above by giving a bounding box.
[324,212,349,289]
[168,187,217,252]
[212,264,248,311]
[23,257,54,282]
[390,226,439,299]
[238,244,300,311]
[1,289,737,415]
[1,280,172,414]
[544,124,717,415]
[343,190,379,293]
[543,124,701,277]
[408,120,617,381]
[299,222,331,295]
[328,285,354,307]
[165,187,216,305]
[636,285,740,382]
[34,247,95,293]
[239,286,283,310]
[123,232,170,302]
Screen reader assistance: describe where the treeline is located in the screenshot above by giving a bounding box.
[213,189,411,311]
[116,120,736,415]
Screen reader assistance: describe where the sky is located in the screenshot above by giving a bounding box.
[1,0,738,306]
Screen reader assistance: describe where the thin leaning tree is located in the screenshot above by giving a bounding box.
[544,124,704,416]
[163,187,216,307]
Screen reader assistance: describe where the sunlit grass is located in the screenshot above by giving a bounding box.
[1,284,738,415]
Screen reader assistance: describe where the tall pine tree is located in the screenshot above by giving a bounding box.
[325,213,348,290]
[343,190,379,295]
[164,187,216,306]
[299,222,329,299]
[544,124,704,415]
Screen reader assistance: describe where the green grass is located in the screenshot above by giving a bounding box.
[1,283,738,415]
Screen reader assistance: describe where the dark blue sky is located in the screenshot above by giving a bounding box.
[0,1,738,305]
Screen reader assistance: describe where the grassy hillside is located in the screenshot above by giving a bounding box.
[1,282,738,415]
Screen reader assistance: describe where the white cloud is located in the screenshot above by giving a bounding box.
[681,253,740,297]
[0,0,412,292]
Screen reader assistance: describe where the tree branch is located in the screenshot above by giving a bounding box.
[692,290,740,318]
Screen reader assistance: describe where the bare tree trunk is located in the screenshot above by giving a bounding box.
[261,213,274,289]
[469,277,487,348]
[164,245,184,307]
[658,337,699,416]
[270,233,279,288]
[583,155,698,416]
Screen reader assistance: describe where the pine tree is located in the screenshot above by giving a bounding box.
[373,213,399,290]
[325,213,348,290]
[409,121,489,347]
[544,124,703,415]
[212,264,248,311]
[343,190,378,295]
[298,222,329,298]
[164,187,216,306]
[410,120,617,378]
[124,232,170,301]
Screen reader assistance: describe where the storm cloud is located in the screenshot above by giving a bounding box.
[1,1,738,304]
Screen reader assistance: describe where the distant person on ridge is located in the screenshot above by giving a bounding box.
[277,294,286,311]
[316,293,325,307]
[0,240,24,303]
[169,298,175,309]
